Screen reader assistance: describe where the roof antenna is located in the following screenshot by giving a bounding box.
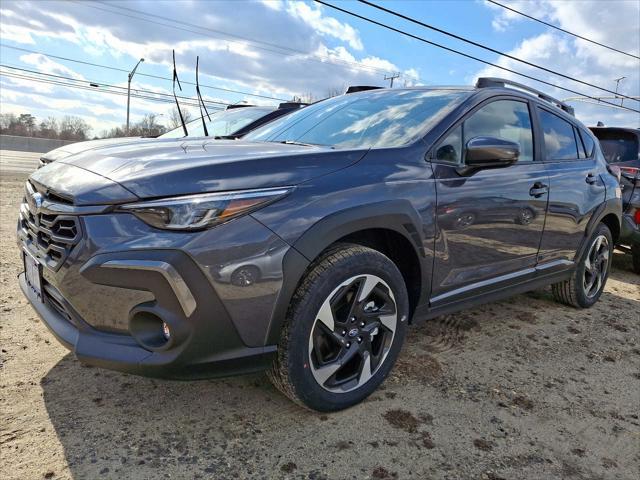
[196,56,211,137]
[172,49,188,137]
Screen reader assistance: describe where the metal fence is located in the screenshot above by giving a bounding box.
[0,135,76,153]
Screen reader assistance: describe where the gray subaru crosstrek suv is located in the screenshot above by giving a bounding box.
[18,78,622,411]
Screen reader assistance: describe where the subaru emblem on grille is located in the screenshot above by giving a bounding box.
[32,192,43,210]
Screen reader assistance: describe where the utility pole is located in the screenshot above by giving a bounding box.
[384,72,400,88]
[614,76,626,106]
[126,58,145,135]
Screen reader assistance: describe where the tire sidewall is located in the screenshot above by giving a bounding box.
[575,224,613,307]
[287,248,409,412]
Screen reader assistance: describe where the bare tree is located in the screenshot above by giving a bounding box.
[38,117,59,138]
[101,114,167,138]
[0,113,89,140]
[59,116,91,141]
[324,85,346,98]
[168,106,193,129]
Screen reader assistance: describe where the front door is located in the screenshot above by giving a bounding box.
[430,98,549,305]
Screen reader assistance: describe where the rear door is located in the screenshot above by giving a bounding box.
[430,97,549,304]
[536,108,606,264]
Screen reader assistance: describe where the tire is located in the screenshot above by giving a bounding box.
[632,242,640,275]
[230,265,260,287]
[551,223,613,308]
[455,212,476,229]
[515,207,535,226]
[268,244,409,412]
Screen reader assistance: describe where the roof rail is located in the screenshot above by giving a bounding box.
[225,104,255,110]
[345,85,383,94]
[278,101,308,109]
[476,77,575,116]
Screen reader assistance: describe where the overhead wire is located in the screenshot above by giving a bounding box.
[89,0,416,80]
[314,1,640,114]
[358,0,638,102]
[0,45,287,102]
[486,0,640,60]
[0,64,227,109]
[0,70,220,110]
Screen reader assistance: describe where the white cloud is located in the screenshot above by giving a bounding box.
[286,1,364,51]
[479,0,640,126]
[0,0,421,133]
[19,53,86,80]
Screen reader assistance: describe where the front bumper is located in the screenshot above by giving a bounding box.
[17,201,299,378]
[19,253,276,379]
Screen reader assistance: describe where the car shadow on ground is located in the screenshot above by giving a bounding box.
[40,256,638,479]
[41,356,322,478]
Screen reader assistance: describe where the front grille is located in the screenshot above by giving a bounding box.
[19,182,81,270]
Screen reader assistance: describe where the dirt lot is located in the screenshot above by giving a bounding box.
[1,171,639,480]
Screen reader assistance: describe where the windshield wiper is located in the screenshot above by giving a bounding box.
[172,49,188,137]
[195,56,211,137]
[279,140,329,148]
[214,134,240,140]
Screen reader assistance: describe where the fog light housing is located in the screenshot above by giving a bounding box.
[129,311,172,350]
[162,321,171,340]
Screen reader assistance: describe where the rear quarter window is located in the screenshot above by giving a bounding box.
[538,109,579,160]
[578,129,596,157]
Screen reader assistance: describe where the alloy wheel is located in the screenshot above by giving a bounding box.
[583,234,610,298]
[518,208,534,225]
[308,274,397,393]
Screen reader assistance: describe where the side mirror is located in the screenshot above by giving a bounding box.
[459,136,520,175]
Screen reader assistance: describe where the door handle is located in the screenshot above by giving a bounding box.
[529,182,548,198]
[586,173,598,185]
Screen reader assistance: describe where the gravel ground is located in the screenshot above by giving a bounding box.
[1,171,639,480]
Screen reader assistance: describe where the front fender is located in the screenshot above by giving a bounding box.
[263,200,428,345]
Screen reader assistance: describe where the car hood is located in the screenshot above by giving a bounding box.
[36,139,366,202]
[41,137,144,162]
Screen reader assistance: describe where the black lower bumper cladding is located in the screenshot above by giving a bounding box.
[19,248,277,379]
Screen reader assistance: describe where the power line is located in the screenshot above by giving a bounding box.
[0,44,287,102]
[88,0,416,80]
[0,64,227,109]
[561,97,640,112]
[314,1,640,114]
[487,0,640,60]
[358,0,638,102]
[1,72,206,109]
[0,69,219,110]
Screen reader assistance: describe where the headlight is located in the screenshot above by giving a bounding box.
[117,187,292,231]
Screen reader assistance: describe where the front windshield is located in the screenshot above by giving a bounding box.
[160,107,274,138]
[244,89,470,149]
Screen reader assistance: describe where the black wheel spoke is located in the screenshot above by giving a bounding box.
[308,274,399,393]
[583,234,610,299]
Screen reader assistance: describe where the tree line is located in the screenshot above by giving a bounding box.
[1,112,171,141]
[0,113,92,141]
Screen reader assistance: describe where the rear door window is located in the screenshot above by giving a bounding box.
[538,109,578,160]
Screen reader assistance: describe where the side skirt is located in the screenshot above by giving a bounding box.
[413,264,574,323]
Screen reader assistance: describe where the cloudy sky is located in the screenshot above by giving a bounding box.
[0,0,638,136]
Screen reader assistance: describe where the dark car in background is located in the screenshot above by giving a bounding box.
[590,126,640,272]
[589,126,640,169]
[18,78,621,411]
[38,103,304,167]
